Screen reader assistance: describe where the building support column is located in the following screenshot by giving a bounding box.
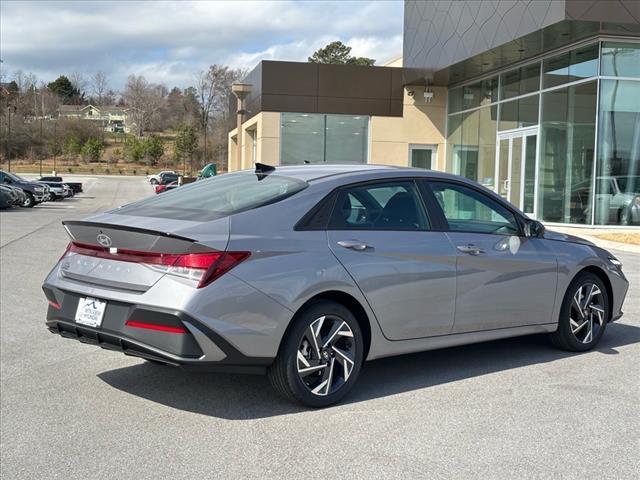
[231,83,252,170]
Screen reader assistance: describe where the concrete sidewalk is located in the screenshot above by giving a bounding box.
[549,226,640,254]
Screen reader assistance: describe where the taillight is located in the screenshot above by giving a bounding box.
[63,242,249,288]
[125,319,186,334]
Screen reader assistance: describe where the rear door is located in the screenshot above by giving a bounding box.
[423,180,558,333]
[327,179,456,340]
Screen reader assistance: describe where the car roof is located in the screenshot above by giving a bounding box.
[235,164,466,183]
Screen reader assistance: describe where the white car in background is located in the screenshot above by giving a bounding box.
[147,171,176,185]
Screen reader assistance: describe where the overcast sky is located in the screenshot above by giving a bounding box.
[1,0,403,90]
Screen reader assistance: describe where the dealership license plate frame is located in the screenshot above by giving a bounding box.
[74,297,107,328]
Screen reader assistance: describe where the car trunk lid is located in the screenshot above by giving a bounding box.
[60,214,230,292]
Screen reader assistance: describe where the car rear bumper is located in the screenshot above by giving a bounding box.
[43,285,274,374]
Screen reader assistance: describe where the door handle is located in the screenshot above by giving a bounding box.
[457,244,485,255]
[337,240,369,251]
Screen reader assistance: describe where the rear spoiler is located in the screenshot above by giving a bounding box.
[61,220,212,254]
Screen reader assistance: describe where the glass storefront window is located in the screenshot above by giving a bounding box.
[498,95,539,131]
[595,80,640,225]
[325,115,368,164]
[543,43,599,88]
[446,107,497,189]
[478,106,498,189]
[280,113,368,165]
[601,42,640,78]
[280,113,324,165]
[499,63,540,100]
[448,76,498,113]
[538,81,597,224]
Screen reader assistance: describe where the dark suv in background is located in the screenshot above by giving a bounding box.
[0,171,48,207]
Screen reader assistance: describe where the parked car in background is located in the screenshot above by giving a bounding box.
[159,172,179,185]
[147,171,176,185]
[0,185,18,209]
[39,176,83,194]
[594,175,640,225]
[4,184,27,206]
[39,181,72,200]
[155,181,179,194]
[43,164,629,407]
[0,171,47,207]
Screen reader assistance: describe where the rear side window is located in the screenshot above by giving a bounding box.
[115,173,308,220]
[329,181,429,230]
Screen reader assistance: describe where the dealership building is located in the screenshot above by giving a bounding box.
[229,0,640,227]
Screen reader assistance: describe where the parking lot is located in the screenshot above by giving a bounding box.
[1,175,638,479]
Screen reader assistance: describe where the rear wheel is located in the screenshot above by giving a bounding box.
[22,193,35,208]
[268,300,364,407]
[550,272,609,351]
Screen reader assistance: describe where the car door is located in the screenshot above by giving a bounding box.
[423,180,558,333]
[327,179,456,340]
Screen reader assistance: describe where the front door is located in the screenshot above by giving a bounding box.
[424,180,558,334]
[497,129,537,216]
[326,179,457,340]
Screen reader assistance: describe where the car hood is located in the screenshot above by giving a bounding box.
[543,229,596,247]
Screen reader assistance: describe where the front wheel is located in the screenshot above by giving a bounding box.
[22,193,35,208]
[150,178,158,185]
[550,272,609,351]
[268,300,364,407]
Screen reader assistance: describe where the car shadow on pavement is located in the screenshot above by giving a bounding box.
[98,322,640,420]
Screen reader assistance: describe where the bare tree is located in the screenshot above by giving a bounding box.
[69,72,88,96]
[122,75,167,136]
[195,65,245,162]
[91,71,109,105]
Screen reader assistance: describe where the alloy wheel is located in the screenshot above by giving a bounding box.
[570,283,605,344]
[296,315,356,396]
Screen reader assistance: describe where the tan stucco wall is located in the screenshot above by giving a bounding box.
[370,86,447,170]
[228,112,281,172]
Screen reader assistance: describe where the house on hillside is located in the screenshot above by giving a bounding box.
[57,104,136,133]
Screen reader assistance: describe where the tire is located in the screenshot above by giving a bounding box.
[150,178,158,185]
[268,300,364,407]
[22,193,35,208]
[550,272,609,352]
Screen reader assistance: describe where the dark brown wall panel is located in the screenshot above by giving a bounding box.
[317,64,392,99]
[317,97,392,116]
[262,61,318,96]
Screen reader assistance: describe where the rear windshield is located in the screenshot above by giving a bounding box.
[115,172,308,220]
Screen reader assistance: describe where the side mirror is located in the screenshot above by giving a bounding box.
[524,219,545,238]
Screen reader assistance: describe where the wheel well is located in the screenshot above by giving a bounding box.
[288,291,372,359]
[576,266,614,322]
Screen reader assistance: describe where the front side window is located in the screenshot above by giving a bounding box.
[329,181,429,231]
[429,182,519,235]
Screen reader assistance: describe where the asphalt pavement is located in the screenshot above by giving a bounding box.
[1,176,638,479]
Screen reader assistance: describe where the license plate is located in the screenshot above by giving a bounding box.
[74,297,107,328]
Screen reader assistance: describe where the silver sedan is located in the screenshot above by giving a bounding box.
[43,164,629,407]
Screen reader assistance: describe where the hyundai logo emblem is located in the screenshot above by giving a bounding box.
[97,233,112,248]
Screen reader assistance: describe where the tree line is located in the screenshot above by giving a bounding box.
[0,40,374,172]
[0,65,244,172]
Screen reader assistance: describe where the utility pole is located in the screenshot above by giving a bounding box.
[40,90,44,176]
[6,104,11,172]
[53,120,57,175]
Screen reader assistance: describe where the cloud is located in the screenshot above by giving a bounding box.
[0,0,403,89]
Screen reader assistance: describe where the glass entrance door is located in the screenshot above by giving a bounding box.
[496,129,537,216]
